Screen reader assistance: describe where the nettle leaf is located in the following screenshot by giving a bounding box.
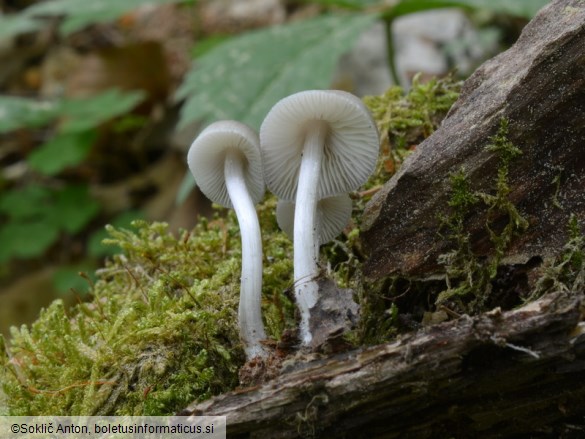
[177,14,376,131]
[28,131,97,176]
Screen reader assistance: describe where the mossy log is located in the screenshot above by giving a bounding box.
[182,292,585,437]
[362,0,585,279]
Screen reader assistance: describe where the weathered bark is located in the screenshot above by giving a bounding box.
[362,0,585,280]
[182,292,585,438]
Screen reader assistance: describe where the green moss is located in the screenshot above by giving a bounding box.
[0,207,295,416]
[530,215,585,299]
[363,73,461,187]
[437,118,528,312]
[0,77,461,415]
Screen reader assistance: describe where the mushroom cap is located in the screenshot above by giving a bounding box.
[187,120,265,208]
[276,193,353,244]
[260,90,379,201]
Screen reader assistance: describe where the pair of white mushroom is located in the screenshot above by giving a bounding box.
[187,90,379,359]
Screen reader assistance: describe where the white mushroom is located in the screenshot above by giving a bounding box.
[276,194,353,246]
[260,90,379,346]
[187,120,267,359]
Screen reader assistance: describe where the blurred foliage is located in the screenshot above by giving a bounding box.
[0,0,191,39]
[0,89,144,266]
[0,184,99,262]
[381,0,549,20]
[177,14,376,131]
[304,0,548,18]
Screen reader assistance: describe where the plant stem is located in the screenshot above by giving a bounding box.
[294,122,327,346]
[224,150,267,359]
[383,17,402,87]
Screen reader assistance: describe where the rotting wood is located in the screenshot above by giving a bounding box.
[181,292,585,438]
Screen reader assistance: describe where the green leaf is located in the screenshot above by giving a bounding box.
[0,185,51,220]
[177,14,377,131]
[191,34,233,59]
[0,184,100,261]
[59,89,145,133]
[25,0,191,36]
[0,89,144,134]
[50,185,100,234]
[385,0,550,20]
[0,97,60,133]
[0,221,59,261]
[27,130,97,175]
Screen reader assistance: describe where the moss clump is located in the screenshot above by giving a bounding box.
[0,76,462,415]
[0,210,294,416]
[437,118,528,312]
[530,215,585,299]
[363,73,461,184]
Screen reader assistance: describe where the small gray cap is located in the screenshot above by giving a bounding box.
[276,194,353,244]
[260,90,379,201]
[187,120,265,208]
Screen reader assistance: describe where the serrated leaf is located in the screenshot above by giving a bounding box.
[176,14,376,131]
[27,130,97,175]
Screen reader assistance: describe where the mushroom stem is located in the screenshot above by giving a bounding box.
[294,122,327,346]
[224,149,267,359]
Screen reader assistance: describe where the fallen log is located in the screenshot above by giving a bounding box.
[182,292,585,438]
